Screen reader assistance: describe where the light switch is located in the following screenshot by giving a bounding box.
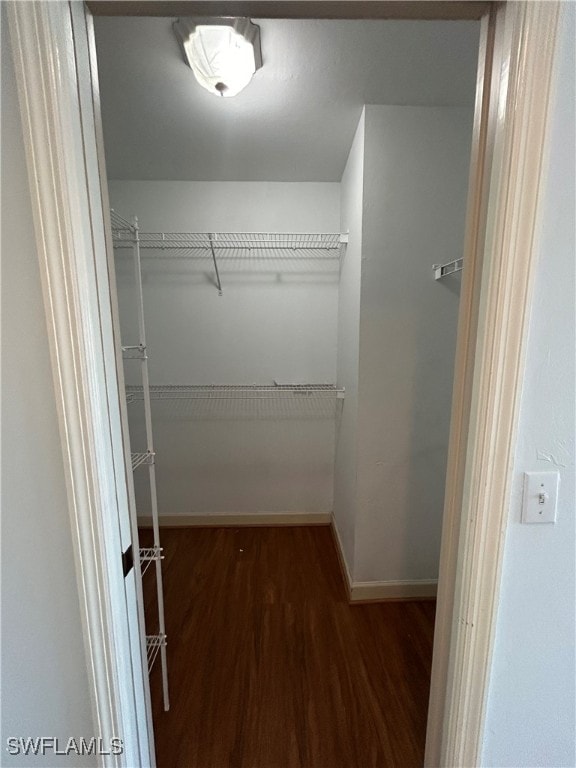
[522,471,560,523]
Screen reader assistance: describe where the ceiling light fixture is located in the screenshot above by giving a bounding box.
[174,18,262,98]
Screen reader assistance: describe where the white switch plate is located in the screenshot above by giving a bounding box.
[522,471,560,523]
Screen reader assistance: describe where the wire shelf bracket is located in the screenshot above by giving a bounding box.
[433,258,464,280]
[208,233,223,296]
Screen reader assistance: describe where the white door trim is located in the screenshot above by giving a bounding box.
[7,2,151,765]
[6,1,562,766]
[425,2,561,765]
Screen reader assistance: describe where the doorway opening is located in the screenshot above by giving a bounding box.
[91,12,480,766]
[8,1,562,764]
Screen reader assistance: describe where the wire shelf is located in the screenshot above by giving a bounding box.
[126,384,345,401]
[110,215,347,295]
[146,634,167,672]
[112,231,345,255]
[139,546,164,577]
[131,451,154,470]
[110,209,135,234]
[122,344,147,360]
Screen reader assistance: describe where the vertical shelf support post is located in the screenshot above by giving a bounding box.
[130,215,170,711]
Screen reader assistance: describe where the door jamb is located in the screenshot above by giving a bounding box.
[426,2,561,764]
[7,2,152,765]
[6,1,562,765]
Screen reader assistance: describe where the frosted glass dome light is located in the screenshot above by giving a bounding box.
[174,18,262,98]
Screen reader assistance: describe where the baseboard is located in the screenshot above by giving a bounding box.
[350,580,438,603]
[137,512,332,528]
[330,517,437,603]
[329,517,353,599]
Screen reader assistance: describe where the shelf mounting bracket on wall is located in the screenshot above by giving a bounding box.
[433,258,464,280]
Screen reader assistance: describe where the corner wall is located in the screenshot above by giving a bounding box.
[355,106,472,583]
[334,110,365,575]
[333,105,473,589]
[1,14,96,765]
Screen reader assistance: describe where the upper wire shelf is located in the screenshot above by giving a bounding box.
[112,230,346,255]
[125,383,345,403]
[110,209,347,296]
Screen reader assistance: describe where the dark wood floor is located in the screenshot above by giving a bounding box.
[140,526,435,768]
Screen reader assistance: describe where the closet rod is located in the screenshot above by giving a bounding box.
[433,257,464,280]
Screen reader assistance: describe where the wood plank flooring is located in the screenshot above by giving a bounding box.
[140,526,435,768]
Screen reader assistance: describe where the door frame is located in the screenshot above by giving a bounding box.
[6,2,154,766]
[6,1,561,766]
[424,2,561,764]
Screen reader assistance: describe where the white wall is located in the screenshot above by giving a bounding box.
[1,16,96,766]
[354,105,472,583]
[482,7,576,766]
[334,111,365,574]
[332,106,472,585]
[109,181,340,516]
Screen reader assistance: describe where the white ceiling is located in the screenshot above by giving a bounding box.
[94,17,479,182]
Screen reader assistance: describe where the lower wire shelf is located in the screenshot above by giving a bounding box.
[131,451,154,470]
[146,634,167,673]
[139,546,164,577]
